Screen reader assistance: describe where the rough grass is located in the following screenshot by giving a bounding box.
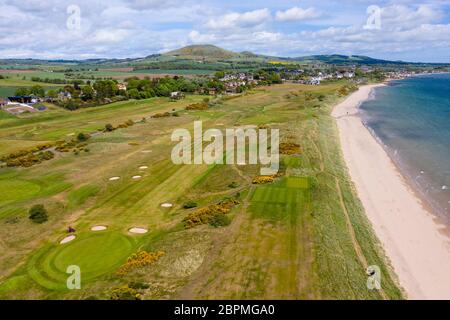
[0,83,403,300]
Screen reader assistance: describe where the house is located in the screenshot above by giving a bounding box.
[344,72,355,78]
[170,91,185,100]
[57,92,72,101]
[117,83,127,91]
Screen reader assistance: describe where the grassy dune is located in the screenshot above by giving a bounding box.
[0,83,403,299]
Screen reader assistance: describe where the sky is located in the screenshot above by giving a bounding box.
[0,0,449,62]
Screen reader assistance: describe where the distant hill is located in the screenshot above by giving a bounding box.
[1,45,446,68]
[163,45,237,60]
[294,54,408,65]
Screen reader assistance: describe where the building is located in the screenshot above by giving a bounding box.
[57,92,72,101]
[0,98,7,108]
[170,91,185,99]
[117,83,127,91]
[7,96,35,104]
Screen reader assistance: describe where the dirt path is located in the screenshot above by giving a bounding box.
[335,177,388,300]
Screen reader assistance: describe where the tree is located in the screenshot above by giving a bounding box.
[81,85,95,101]
[15,87,30,96]
[214,71,225,79]
[47,89,57,99]
[30,85,45,97]
[29,204,48,224]
[127,88,140,99]
[94,80,118,100]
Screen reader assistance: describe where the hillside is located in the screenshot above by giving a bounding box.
[295,54,408,65]
[163,44,237,60]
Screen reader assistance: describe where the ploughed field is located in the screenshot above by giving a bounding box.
[0,83,403,299]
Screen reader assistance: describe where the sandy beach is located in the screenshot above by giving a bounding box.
[333,84,450,300]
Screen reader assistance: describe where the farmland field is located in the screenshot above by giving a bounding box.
[0,83,403,299]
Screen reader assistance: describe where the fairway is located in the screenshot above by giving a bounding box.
[28,232,134,290]
[0,83,403,300]
[0,179,41,205]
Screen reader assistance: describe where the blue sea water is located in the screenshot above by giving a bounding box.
[360,73,450,221]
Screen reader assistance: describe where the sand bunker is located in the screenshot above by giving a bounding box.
[129,227,148,234]
[109,177,120,181]
[141,150,152,153]
[139,166,148,170]
[132,175,142,180]
[161,203,173,208]
[60,235,76,244]
[91,225,107,231]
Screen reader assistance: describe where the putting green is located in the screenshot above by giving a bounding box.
[0,179,41,204]
[28,232,134,290]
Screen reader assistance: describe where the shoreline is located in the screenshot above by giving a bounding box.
[332,84,450,300]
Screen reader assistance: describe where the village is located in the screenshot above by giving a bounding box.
[0,66,436,115]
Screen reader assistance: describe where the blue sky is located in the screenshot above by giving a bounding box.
[0,0,449,62]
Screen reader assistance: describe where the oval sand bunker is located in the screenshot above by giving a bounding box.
[132,175,142,180]
[139,166,148,170]
[60,235,76,244]
[91,225,107,231]
[109,177,120,181]
[161,203,173,208]
[129,227,148,234]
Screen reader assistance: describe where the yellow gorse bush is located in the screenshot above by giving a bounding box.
[116,250,165,276]
[183,199,240,228]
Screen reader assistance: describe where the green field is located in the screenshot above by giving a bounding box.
[0,83,403,300]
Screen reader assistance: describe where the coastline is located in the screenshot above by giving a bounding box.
[333,84,450,300]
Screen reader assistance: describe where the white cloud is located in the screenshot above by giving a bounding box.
[188,30,216,43]
[381,4,444,30]
[275,7,321,22]
[206,8,271,29]
[0,1,449,62]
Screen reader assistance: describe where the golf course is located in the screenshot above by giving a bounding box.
[0,82,403,299]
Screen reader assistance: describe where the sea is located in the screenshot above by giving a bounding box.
[360,73,450,222]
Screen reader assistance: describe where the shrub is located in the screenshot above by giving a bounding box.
[128,281,150,290]
[252,176,275,184]
[209,214,231,228]
[279,142,301,155]
[105,123,115,132]
[77,132,90,142]
[185,102,208,110]
[183,201,198,209]
[151,112,171,118]
[117,251,165,276]
[110,285,141,300]
[29,204,48,224]
[183,198,239,228]
[228,181,240,188]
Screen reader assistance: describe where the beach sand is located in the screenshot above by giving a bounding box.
[333,84,450,300]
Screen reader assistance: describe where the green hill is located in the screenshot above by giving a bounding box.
[163,45,237,60]
[294,54,408,65]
